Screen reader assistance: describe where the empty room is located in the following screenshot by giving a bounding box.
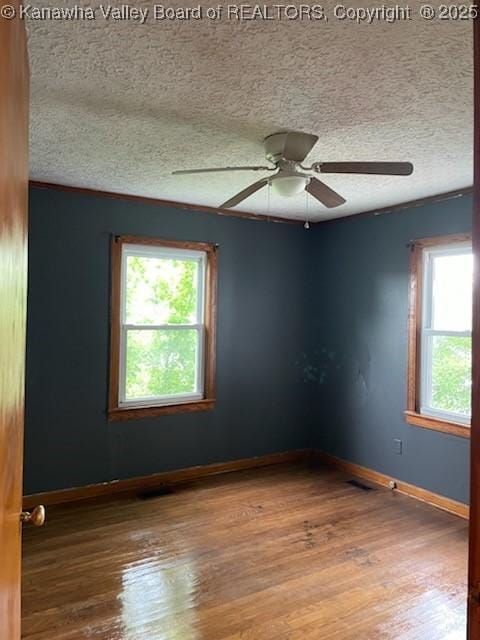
[1,3,480,639]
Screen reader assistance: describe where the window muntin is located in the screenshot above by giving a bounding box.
[119,244,207,408]
[420,243,472,424]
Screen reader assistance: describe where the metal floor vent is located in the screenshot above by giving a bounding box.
[139,485,175,499]
[346,479,375,492]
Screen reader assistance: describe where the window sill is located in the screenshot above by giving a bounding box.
[404,410,470,439]
[108,398,215,421]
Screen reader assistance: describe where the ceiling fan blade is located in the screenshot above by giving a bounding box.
[172,165,274,176]
[283,132,319,162]
[220,178,270,209]
[306,177,346,208]
[318,161,414,176]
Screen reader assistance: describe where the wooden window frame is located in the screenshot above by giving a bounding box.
[405,233,472,439]
[108,235,218,421]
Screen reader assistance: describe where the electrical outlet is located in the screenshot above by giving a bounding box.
[393,438,403,455]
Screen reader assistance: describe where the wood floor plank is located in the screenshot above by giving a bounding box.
[22,463,467,639]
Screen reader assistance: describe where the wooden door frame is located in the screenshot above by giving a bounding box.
[0,5,29,640]
[469,15,480,640]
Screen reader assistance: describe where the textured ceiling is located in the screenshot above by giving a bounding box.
[27,1,473,221]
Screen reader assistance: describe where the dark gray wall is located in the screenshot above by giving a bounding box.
[25,186,472,503]
[307,195,472,504]
[24,187,310,494]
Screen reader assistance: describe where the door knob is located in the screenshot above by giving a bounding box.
[21,505,46,526]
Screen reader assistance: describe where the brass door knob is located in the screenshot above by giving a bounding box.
[21,505,46,526]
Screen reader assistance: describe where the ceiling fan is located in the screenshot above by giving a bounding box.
[172,131,414,209]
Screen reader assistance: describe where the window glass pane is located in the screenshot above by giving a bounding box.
[125,255,199,325]
[431,335,471,416]
[125,329,198,400]
[431,252,473,331]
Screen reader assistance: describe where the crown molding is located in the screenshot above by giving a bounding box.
[313,186,473,225]
[29,181,473,227]
[28,180,302,225]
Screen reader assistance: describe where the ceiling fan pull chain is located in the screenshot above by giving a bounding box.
[304,191,310,229]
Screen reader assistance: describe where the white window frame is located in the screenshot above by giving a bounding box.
[118,243,207,409]
[419,241,472,425]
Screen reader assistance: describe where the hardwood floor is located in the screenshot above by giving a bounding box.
[21,463,468,639]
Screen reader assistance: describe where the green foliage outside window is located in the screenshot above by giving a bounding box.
[125,256,199,400]
[431,335,471,416]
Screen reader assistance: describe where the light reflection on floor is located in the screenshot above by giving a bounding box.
[382,587,466,639]
[120,557,200,640]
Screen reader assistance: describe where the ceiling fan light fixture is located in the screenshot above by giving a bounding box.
[271,175,310,198]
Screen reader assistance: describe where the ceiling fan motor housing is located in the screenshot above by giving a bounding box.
[264,132,294,163]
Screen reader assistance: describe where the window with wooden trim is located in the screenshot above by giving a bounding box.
[109,236,217,420]
[406,234,472,438]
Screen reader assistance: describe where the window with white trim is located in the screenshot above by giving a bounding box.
[420,241,473,424]
[109,236,217,420]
